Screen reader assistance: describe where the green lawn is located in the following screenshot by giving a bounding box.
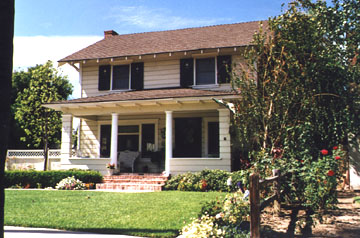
[5,189,225,237]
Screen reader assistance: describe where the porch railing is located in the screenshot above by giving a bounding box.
[6,149,73,159]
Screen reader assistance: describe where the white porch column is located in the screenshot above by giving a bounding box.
[218,109,231,171]
[110,113,118,168]
[165,111,173,175]
[61,114,73,162]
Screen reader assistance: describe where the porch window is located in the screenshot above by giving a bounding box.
[207,122,219,157]
[141,124,155,156]
[100,125,111,157]
[99,123,156,157]
[174,118,202,157]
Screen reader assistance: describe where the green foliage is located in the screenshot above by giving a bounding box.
[164,169,250,192]
[4,170,102,188]
[13,61,73,149]
[230,0,360,214]
[354,197,360,204]
[180,191,250,238]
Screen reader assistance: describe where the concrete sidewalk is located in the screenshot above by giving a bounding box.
[5,226,145,238]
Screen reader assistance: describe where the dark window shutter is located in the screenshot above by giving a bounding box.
[98,65,111,91]
[217,55,232,84]
[131,62,144,90]
[180,58,194,87]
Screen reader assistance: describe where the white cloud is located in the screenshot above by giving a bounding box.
[13,35,102,99]
[108,5,228,31]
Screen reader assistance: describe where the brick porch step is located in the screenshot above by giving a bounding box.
[96,173,168,192]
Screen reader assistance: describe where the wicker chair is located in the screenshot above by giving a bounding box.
[118,151,140,173]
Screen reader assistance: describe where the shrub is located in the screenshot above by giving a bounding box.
[180,191,250,238]
[200,169,230,191]
[4,170,103,188]
[164,169,250,192]
[55,176,86,190]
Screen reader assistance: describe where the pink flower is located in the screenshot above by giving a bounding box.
[333,146,338,150]
[321,149,328,155]
[335,156,341,160]
[327,170,335,176]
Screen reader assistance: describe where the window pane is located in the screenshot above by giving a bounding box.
[196,58,215,85]
[174,118,202,157]
[100,125,111,157]
[118,135,139,151]
[113,65,129,90]
[208,122,219,156]
[118,125,139,133]
[142,124,155,154]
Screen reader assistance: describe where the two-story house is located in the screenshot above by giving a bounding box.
[44,21,267,176]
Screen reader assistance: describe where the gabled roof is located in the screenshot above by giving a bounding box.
[59,21,267,63]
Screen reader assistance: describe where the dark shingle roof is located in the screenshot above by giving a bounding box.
[59,21,267,62]
[49,88,236,105]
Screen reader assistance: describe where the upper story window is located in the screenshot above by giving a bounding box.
[98,62,144,91]
[196,58,215,85]
[113,65,130,90]
[180,55,231,87]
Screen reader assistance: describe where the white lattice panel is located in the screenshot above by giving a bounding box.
[7,149,63,159]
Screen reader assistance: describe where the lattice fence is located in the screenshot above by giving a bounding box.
[7,149,62,159]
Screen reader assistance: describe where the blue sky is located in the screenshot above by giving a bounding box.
[14,0,292,98]
[15,0,290,36]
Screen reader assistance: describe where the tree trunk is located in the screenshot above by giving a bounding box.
[0,1,14,237]
[43,110,49,171]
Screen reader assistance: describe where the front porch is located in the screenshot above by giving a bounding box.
[45,88,236,176]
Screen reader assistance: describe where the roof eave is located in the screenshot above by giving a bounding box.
[57,45,252,64]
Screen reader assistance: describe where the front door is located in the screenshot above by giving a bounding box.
[174,117,202,157]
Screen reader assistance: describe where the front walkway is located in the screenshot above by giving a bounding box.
[5,226,145,238]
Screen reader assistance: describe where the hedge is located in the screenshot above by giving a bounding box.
[164,169,251,192]
[4,170,103,188]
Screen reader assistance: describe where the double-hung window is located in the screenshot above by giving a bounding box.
[180,55,231,87]
[196,58,216,85]
[112,65,130,90]
[98,62,144,91]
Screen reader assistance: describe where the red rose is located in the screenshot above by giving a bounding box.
[333,146,338,150]
[321,149,328,155]
[335,156,341,160]
[327,170,335,176]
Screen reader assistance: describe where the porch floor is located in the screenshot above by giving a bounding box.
[96,173,168,192]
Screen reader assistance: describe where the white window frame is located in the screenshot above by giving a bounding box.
[193,56,219,88]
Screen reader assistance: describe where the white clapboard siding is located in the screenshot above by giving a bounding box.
[170,158,231,175]
[80,119,99,157]
[144,60,180,89]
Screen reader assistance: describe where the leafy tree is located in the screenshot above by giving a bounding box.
[0,1,14,237]
[231,0,360,224]
[8,68,33,149]
[14,61,72,170]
